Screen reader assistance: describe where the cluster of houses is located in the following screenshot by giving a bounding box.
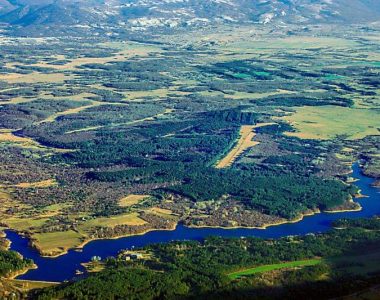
[91,252,143,262]
[90,250,145,264]
[120,252,143,261]
[91,255,102,262]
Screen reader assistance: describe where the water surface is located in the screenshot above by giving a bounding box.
[6,163,380,282]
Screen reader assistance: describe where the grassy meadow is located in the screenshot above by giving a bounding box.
[228,259,322,279]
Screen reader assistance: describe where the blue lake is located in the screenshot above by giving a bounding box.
[5,163,380,282]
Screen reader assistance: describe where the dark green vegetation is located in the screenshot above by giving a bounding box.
[0,250,33,277]
[0,243,35,298]
[0,233,33,278]
[0,99,90,128]
[32,217,380,299]
[81,112,354,219]
[0,26,379,253]
[0,4,379,300]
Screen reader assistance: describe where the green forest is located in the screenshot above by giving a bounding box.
[32,217,380,300]
[0,250,33,277]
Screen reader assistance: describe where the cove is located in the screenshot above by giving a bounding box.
[5,163,380,282]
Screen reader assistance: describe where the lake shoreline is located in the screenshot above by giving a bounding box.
[187,201,363,231]
[2,160,365,259]
[3,162,379,282]
[7,264,38,280]
[5,199,362,259]
[23,223,179,259]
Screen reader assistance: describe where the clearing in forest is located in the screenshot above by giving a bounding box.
[80,213,147,229]
[0,131,72,153]
[215,123,275,168]
[12,179,57,189]
[228,259,322,279]
[28,42,162,71]
[37,102,105,124]
[146,207,175,217]
[118,195,149,207]
[65,108,174,134]
[0,72,73,84]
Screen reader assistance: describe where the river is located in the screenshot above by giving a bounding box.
[5,163,380,282]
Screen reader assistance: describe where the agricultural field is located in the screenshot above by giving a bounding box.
[0,0,379,298]
[0,24,379,257]
[80,213,147,229]
[280,106,379,140]
[32,231,83,257]
[118,195,149,207]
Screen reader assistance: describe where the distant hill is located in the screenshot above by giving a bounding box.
[1,0,379,36]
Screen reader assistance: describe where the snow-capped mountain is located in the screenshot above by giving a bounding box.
[0,0,379,35]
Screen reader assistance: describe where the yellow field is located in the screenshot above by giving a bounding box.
[279,106,380,140]
[0,132,31,143]
[118,194,149,207]
[0,72,73,84]
[32,230,83,256]
[0,188,148,256]
[0,96,32,105]
[0,131,72,153]
[37,102,103,124]
[0,197,149,256]
[1,92,98,106]
[28,41,163,71]
[80,212,147,229]
[64,108,173,134]
[11,179,57,189]
[0,42,162,88]
[216,123,275,168]
[0,130,50,148]
[146,207,174,217]
[3,217,48,232]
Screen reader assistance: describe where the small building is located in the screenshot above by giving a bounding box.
[121,252,143,261]
[130,253,143,260]
[91,256,102,262]
[124,256,131,261]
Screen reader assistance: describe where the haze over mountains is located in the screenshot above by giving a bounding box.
[0,0,379,35]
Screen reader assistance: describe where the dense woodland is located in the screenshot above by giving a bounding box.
[14,106,356,219]
[32,217,380,299]
[0,250,33,278]
[0,18,379,300]
[0,30,378,261]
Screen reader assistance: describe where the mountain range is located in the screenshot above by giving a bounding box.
[0,0,379,36]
